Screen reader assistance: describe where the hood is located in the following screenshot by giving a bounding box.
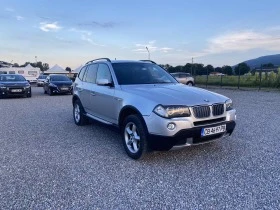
[51,81,72,86]
[121,84,228,106]
[0,81,29,87]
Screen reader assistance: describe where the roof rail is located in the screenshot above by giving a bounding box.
[85,58,111,65]
[139,60,157,64]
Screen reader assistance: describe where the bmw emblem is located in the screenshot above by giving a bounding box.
[204,99,209,102]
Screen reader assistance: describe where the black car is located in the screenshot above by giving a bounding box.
[43,74,73,96]
[0,74,32,98]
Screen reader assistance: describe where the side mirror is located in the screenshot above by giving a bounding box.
[96,79,112,86]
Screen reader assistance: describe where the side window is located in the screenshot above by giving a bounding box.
[84,64,98,83]
[96,64,112,82]
[179,74,186,78]
[78,66,87,81]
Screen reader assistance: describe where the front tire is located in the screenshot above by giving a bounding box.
[122,115,148,160]
[73,100,88,126]
[48,88,53,96]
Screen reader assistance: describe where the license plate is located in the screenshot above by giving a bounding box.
[201,124,226,136]
[11,89,22,92]
[61,88,68,90]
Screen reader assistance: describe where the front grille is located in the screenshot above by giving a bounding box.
[212,104,224,116]
[193,117,226,126]
[192,106,210,118]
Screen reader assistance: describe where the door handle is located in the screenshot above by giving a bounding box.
[90,91,96,96]
[77,88,83,92]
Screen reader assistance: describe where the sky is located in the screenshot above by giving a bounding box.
[1,0,280,69]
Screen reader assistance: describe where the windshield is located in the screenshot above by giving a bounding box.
[38,75,47,79]
[0,75,26,82]
[50,75,71,81]
[112,63,178,85]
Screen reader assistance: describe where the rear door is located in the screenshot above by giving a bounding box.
[80,64,98,114]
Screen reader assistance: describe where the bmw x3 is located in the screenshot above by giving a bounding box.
[72,58,236,159]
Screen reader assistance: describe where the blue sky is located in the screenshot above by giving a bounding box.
[1,0,280,69]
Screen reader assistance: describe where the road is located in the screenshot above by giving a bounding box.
[0,87,279,209]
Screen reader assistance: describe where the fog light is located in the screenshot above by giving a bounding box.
[167,123,176,130]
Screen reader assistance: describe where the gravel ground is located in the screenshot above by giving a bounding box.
[0,87,279,209]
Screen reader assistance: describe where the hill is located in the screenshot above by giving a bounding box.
[237,54,280,69]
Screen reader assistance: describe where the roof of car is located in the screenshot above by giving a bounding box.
[85,59,156,65]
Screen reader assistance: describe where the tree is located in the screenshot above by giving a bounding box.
[13,63,19,67]
[222,65,233,75]
[263,63,274,68]
[66,67,71,73]
[234,63,250,75]
[42,63,49,72]
[203,64,214,75]
[215,67,223,73]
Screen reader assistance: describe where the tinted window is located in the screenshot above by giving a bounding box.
[112,63,177,85]
[78,66,87,80]
[18,70,24,74]
[84,64,98,83]
[96,64,112,82]
[28,71,38,76]
[50,75,71,81]
[9,71,15,74]
[38,75,47,79]
[0,75,26,81]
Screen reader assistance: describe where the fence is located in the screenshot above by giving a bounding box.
[194,71,280,90]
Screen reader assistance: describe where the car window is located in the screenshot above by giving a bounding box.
[78,66,87,81]
[179,74,186,78]
[50,75,71,81]
[96,64,112,82]
[84,64,98,83]
[112,63,177,85]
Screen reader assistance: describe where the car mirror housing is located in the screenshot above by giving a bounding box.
[97,79,112,86]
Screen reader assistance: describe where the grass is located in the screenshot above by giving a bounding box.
[195,73,280,88]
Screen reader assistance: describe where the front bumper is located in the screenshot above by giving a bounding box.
[50,86,72,94]
[148,121,236,151]
[0,87,31,98]
[143,109,236,150]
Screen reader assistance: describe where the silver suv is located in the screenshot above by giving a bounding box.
[72,59,236,159]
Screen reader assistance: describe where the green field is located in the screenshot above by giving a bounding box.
[195,72,280,88]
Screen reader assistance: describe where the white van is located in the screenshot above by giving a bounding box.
[0,64,41,83]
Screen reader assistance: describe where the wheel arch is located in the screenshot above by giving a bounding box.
[118,106,148,130]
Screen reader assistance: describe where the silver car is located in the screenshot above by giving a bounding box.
[171,72,195,86]
[72,59,236,159]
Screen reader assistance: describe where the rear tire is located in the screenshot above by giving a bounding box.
[122,115,149,160]
[27,91,32,98]
[73,100,88,126]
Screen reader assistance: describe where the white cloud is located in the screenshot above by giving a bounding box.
[5,8,14,12]
[204,31,280,54]
[40,22,61,32]
[133,40,173,53]
[16,15,24,21]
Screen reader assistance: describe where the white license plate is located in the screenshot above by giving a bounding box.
[11,89,22,92]
[61,88,68,90]
[201,124,226,136]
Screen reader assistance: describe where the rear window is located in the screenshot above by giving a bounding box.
[38,75,47,79]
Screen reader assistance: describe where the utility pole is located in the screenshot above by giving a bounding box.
[191,57,194,75]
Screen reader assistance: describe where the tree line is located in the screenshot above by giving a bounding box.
[12,61,49,72]
[160,62,277,76]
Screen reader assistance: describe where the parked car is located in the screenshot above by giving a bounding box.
[0,74,32,98]
[36,75,47,86]
[72,59,236,159]
[43,74,73,96]
[171,72,195,86]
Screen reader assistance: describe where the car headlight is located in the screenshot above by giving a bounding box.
[225,99,233,111]
[153,105,191,118]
